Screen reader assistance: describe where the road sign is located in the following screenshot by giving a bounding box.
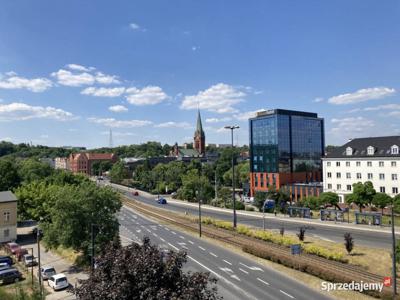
[291,244,302,255]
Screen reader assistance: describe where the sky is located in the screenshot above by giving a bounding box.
[0,0,399,148]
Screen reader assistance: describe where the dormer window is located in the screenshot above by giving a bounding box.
[367,146,375,155]
[346,147,353,156]
[391,145,399,155]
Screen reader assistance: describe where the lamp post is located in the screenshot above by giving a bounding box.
[224,125,240,228]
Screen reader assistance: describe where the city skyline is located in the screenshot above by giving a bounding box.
[0,1,399,148]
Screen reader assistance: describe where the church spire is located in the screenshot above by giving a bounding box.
[194,109,205,155]
[196,109,204,136]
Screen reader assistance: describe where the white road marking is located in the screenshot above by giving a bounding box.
[136,229,141,233]
[179,235,185,239]
[223,259,232,265]
[145,228,151,233]
[239,268,249,274]
[230,275,241,281]
[198,246,206,251]
[219,267,233,273]
[160,238,165,242]
[188,255,256,300]
[280,290,295,299]
[168,243,179,251]
[165,228,170,231]
[257,278,270,286]
[171,231,177,235]
[182,246,188,250]
[188,240,194,245]
[178,242,186,246]
[209,252,218,258]
[313,234,335,243]
[239,262,264,272]
[152,233,158,237]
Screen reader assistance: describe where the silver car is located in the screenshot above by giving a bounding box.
[40,266,56,280]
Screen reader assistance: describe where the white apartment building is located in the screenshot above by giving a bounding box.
[322,136,400,203]
[54,157,70,170]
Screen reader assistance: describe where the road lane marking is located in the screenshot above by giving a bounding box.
[168,243,179,251]
[198,246,206,251]
[188,240,194,245]
[219,267,233,273]
[209,252,218,258]
[160,238,165,242]
[165,228,170,231]
[280,290,294,299]
[230,275,241,281]
[257,278,270,286]
[145,229,151,233]
[179,235,185,239]
[239,268,249,274]
[239,262,264,272]
[223,259,232,265]
[152,233,158,237]
[171,231,177,235]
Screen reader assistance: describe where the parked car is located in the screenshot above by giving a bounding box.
[31,227,43,237]
[0,263,10,272]
[0,268,22,285]
[40,266,56,280]
[132,191,139,196]
[157,198,167,205]
[15,248,29,262]
[171,192,177,199]
[5,242,20,255]
[48,273,69,291]
[23,254,37,267]
[0,256,13,266]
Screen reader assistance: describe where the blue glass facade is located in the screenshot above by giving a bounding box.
[250,109,324,176]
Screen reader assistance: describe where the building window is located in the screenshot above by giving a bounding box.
[4,229,9,238]
[357,173,362,179]
[356,161,361,167]
[346,173,351,179]
[379,161,384,167]
[367,146,375,155]
[380,187,386,193]
[4,212,10,222]
[336,172,341,178]
[368,173,373,179]
[260,174,264,187]
[379,173,385,180]
[393,187,398,194]
[336,162,340,167]
[327,172,332,178]
[347,185,352,191]
[327,184,332,189]
[346,147,353,156]
[337,184,341,190]
[392,145,399,155]
[367,161,372,167]
[253,156,257,161]
[392,174,398,181]
[392,161,397,167]
[346,162,350,167]
[327,162,331,167]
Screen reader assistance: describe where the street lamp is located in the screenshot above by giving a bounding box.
[224,125,240,228]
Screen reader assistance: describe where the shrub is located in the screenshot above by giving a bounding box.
[214,220,233,231]
[245,206,255,211]
[236,225,250,235]
[303,245,347,263]
[344,232,354,255]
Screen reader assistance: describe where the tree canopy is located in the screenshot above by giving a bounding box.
[346,181,376,212]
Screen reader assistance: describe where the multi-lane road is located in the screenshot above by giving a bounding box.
[110,183,396,249]
[118,205,332,300]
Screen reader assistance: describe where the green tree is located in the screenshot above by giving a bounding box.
[319,192,340,209]
[346,181,376,212]
[178,169,214,203]
[372,193,392,215]
[253,191,267,211]
[302,196,321,210]
[217,187,231,208]
[18,158,53,183]
[0,158,20,191]
[109,161,128,183]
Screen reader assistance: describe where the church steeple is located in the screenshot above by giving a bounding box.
[193,109,205,155]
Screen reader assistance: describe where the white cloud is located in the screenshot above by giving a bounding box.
[154,121,191,128]
[331,117,375,133]
[125,86,169,106]
[129,23,146,32]
[81,87,125,97]
[313,97,324,103]
[0,102,76,121]
[364,104,400,111]
[181,83,245,114]
[51,67,120,87]
[205,117,232,123]
[108,105,128,113]
[328,87,396,105]
[388,111,400,117]
[0,137,12,142]
[88,117,152,128]
[0,74,52,92]
[39,134,49,139]
[233,109,265,121]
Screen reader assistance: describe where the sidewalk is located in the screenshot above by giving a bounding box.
[113,183,400,235]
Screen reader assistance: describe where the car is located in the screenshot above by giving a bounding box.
[40,266,56,280]
[15,248,29,262]
[48,273,69,291]
[0,263,10,272]
[157,198,167,205]
[31,227,43,237]
[0,256,13,266]
[5,242,20,255]
[132,191,139,196]
[171,192,177,199]
[23,254,37,267]
[0,268,22,285]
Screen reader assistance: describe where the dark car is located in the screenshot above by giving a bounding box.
[132,191,139,196]
[0,268,22,285]
[15,248,29,262]
[0,256,13,266]
[158,198,167,205]
[5,242,20,255]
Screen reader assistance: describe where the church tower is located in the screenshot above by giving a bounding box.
[193,110,205,155]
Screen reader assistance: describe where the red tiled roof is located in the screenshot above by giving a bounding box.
[86,153,115,160]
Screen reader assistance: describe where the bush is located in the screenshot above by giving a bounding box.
[303,244,347,263]
[225,200,245,210]
[236,225,250,235]
[245,206,255,211]
[344,232,354,255]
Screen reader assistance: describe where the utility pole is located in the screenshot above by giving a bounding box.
[391,204,397,296]
[214,170,218,201]
[37,229,43,296]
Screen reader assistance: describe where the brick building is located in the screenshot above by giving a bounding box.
[69,152,117,175]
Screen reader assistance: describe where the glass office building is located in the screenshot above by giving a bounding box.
[249,109,324,196]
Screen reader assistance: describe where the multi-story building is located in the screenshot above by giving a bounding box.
[0,191,17,243]
[322,136,400,203]
[249,109,325,199]
[69,152,117,175]
[55,157,70,170]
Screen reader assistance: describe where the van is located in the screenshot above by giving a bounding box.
[48,273,69,291]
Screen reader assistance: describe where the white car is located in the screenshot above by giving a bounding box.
[48,273,69,291]
[40,266,56,280]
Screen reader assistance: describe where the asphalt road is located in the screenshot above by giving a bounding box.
[118,205,332,300]
[111,184,395,249]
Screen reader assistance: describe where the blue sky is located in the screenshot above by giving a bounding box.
[0,0,399,148]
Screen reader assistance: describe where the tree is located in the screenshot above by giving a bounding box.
[74,238,220,300]
[319,192,340,209]
[216,187,231,208]
[302,196,321,210]
[178,169,214,203]
[372,193,392,215]
[109,161,128,183]
[344,232,354,255]
[18,158,53,183]
[0,158,21,191]
[253,191,267,211]
[346,181,376,212]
